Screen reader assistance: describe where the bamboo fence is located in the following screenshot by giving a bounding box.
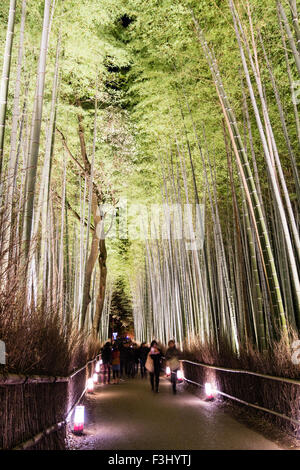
[181,360,300,434]
[0,356,99,450]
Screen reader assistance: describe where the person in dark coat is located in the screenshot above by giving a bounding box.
[127,343,136,378]
[165,339,182,394]
[148,340,162,393]
[138,342,150,379]
[123,342,132,378]
[119,341,126,378]
[132,343,139,377]
[101,342,112,384]
[111,344,121,384]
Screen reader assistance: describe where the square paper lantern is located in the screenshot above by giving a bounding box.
[73,406,84,434]
[177,370,183,382]
[87,378,94,392]
[205,382,213,400]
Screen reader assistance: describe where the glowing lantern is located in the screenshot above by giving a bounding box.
[93,373,98,384]
[100,359,103,365]
[205,382,213,400]
[177,370,183,382]
[166,366,171,376]
[73,406,84,434]
[87,378,94,392]
[95,361,101,373]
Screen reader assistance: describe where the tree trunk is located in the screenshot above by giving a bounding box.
[81,195,101,330]
[92,235,107,339]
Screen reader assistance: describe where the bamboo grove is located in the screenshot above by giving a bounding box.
[0,0,119,364]
[0,0,299,373]
[131,0,300,358]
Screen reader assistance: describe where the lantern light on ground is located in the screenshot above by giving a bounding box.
[166,366,171,376]
[87,377,94,392]
[205,382,214,400]
[93,373,98,384]
[177,370,183,382]
[73,406,84,435]
[95,361,101,373]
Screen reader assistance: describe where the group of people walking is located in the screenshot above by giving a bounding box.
[146,339,182,394]
[100,337,182,394]
[101,339,150,384]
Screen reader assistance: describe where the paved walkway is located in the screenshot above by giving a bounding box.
[74,377,282,450]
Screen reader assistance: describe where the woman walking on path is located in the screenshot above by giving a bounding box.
[119,341,126,378]
[101,342,112,385]
[127,343,136,378]
[111,344,121,384]
[165,340,182,394]
[146,340,162,393]
[132,343,139,377]
[123,341,131,378]
[138,342,150,379]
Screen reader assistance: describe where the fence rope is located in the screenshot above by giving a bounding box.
[0,356,100,385]
[181,359,300,386]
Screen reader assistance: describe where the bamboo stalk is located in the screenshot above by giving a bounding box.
[0,0,17,180]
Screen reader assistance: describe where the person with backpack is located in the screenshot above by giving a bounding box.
[146,340,162,393]
[165,339,182,394]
